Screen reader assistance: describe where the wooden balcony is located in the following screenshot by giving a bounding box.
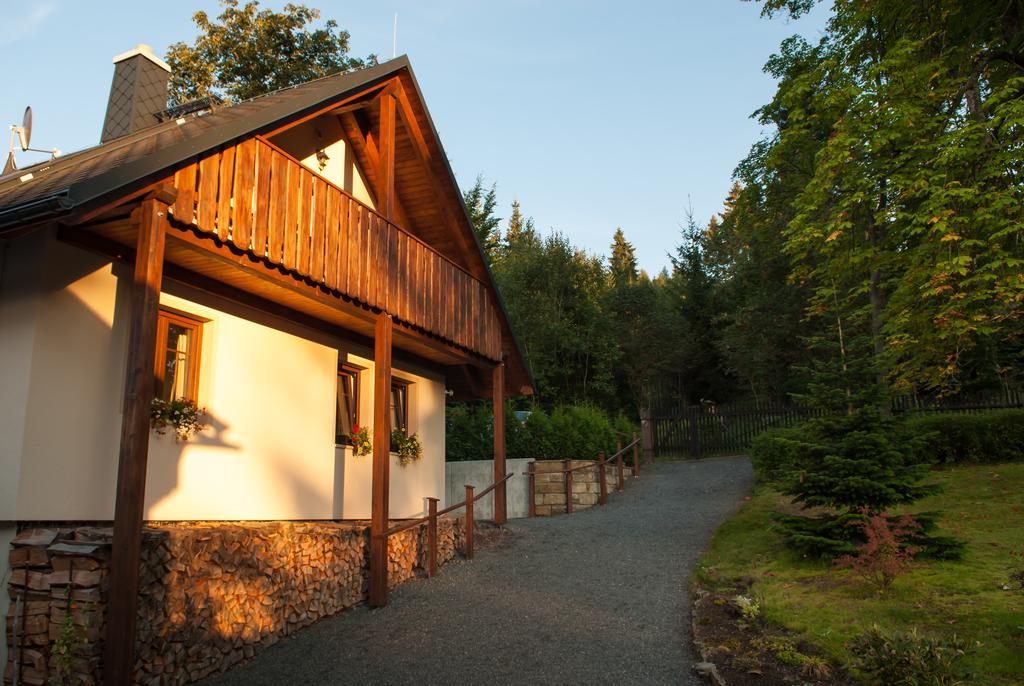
[165,136,503,362]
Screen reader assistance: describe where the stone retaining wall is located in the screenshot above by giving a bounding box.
[5,517,465,685]
[532,460,633,516]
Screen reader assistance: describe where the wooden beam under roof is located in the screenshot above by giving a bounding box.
[391,78,484,280]
[337,108,414,231]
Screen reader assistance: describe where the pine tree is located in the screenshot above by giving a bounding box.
[608,228,639,286]
[775,407,962,560]
[462,175,501,264]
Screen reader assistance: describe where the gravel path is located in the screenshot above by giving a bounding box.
[202,456,753,686]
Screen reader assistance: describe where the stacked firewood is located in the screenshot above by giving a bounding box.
[6,517,467,686]
[5,528,110,686]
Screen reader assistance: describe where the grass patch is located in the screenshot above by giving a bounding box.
[696,462,1024,683]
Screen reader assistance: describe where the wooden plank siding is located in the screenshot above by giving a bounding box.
[168,136,503,361]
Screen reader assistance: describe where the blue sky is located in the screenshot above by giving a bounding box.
[1,1,827,274]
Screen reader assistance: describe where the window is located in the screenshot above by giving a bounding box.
[390,379,410,436]
[336,364,361,444]
[154,309,203,402]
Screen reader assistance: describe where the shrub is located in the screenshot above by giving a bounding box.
[902,409,1024,465]
[731,594,761,623]
[750,425,813,483]
[445,401,636,462]
[848,626,972,686]
[549,404,615,459]
[444,402,491,462]
[834,513,920,591]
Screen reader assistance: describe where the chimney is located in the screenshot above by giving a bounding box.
[100,44,171,143]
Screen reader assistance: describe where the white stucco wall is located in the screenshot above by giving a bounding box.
[0,231,447,522]
[0,233,45,522]
[336,351,447,520]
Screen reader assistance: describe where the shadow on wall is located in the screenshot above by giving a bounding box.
[14,238,136,518]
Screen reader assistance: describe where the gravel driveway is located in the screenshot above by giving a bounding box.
[201,456,753,686]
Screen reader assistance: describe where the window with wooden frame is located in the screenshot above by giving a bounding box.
[154,308,203,402]
[335,364,362,444]
[390,379,411,437]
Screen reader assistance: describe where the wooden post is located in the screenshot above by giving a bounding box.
[616,447,625,492]
[105,192,172,686]
[426,497,438,578]
[527,462,536,517]
[641,407,655,465]
[633,432,640,477]
[564,459,573,514]
[492,362,506,525]
[378,92,396,220]
[689,406,702,458]
[464,485,475,559]
[597,451,607,506]
[369,312,392,607]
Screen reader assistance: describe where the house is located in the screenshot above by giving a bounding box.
[0,46,532,683]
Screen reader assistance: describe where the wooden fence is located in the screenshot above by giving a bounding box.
[649,388,1024,457]
[648,401,820,457]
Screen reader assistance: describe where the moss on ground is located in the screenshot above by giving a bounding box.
[695,462,1024,684]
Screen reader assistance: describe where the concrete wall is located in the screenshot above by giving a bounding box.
[445,458,533,520]
[0,230,447,522]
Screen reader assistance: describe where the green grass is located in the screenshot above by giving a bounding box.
[696,462,1024,684]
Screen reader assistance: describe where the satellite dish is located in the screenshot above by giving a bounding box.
[20,106,32,151]
[7,105,59,165]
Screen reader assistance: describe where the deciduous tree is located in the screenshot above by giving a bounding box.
[166,0,376,104]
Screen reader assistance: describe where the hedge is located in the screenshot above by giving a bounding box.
[445,402,636,462]
[750,408,1024,483]
[902,409,1024,465]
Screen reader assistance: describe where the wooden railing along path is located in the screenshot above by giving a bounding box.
[169,136,502,360]
[383,472,514,578]
[524,433,643,517]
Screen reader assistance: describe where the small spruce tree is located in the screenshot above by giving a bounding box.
[776,407,962,559]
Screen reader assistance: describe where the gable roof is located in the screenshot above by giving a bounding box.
[0,59,403,227]
[0,56,534,396]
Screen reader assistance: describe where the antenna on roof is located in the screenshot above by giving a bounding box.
[5,106,61,174]
[392,13,398,58]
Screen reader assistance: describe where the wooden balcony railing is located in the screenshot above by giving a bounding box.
[169,136,502,360]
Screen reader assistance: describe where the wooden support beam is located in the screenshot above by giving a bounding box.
[337,110,412,230]
[378,92,397,221]
[392,81,483,280]
[369,311,393,607]
[327,99,374,116]
[492,361,506,525]
[103,193,172,685]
